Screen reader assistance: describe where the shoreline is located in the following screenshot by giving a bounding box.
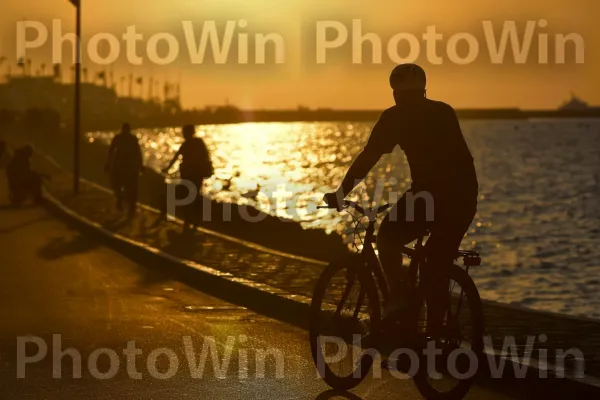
[3,121,600,321]
[1,105,599,135]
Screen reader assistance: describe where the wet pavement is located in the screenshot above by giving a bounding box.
[25,147,600,380]
[0,178,535,400]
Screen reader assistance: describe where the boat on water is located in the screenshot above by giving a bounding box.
[560,93,600,112]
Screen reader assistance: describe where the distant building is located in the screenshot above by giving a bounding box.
[0,75,182,130]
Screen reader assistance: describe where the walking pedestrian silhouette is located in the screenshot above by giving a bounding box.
[163,124,214,234]
[105,123,144,219]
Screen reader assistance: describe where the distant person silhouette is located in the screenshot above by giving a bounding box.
[163,125,213,233]
[323,64,478,334]
[6,145,45,205]
[105,123,143,218]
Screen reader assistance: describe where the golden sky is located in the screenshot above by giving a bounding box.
[1,0,598,109]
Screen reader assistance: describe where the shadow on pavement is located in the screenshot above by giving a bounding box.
[0,202,40,211]
[104,217,132,231]
[162,228,202,259]
[315,389,363,400]
[0,216,47,235]
[37,234,100,260]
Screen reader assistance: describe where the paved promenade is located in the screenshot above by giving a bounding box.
[1,142,598,390]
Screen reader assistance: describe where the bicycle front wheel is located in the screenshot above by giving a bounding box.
[309,255,381,390]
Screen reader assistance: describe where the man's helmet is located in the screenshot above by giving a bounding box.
[389,63,426,91]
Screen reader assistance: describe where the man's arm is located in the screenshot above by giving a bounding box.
[336,149,381,197]
[325,110,395,205]
[163,146,182,173]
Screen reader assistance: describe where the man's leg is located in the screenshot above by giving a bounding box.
[422,207,476,336]
[110,173,124,211]
[124,173,139,218]
[156,178,168,222]
[179,172,199,232]
[192,178,204,228]
[377,196,422,312]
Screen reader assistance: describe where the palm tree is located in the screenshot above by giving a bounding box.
[136,77,144,98]
[119,76,126,96]
[164,81,170,101]
[96,71,106,86]
[17,58,26,76]
[154,80,161,102]
[0,57,6,81]
[53,64,62,82]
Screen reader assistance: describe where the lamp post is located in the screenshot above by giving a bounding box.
[68,0,81,194]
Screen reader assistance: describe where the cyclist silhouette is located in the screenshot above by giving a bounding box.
[323,64,478,333]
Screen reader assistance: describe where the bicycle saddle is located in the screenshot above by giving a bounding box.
[457,250,481,267]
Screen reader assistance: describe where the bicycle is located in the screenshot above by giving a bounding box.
[310,200,484,399]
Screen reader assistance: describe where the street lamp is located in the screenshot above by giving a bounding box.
[68,0,81,194]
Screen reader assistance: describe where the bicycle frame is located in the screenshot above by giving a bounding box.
[360,224,470,342]
[319,201,430,308]
[320,200,480,319]
[359,215,428,308]
[359,216,390,303]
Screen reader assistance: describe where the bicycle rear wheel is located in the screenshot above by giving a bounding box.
[310,255,381,390]
[414,264,484,400]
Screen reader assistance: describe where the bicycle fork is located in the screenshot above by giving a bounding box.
[334,266,367,320]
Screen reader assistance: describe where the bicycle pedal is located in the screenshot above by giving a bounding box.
[381,359,394,370]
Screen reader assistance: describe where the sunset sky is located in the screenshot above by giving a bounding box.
[1,0,598,110]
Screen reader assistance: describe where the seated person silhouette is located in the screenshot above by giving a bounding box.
[6,145,46,205]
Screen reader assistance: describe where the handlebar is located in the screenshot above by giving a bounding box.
[317,200,391,216]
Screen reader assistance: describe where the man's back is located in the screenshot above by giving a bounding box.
[178,137,212,179]
[365,98,478,198]
[179,137,208,164]
[110,133,142,172]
